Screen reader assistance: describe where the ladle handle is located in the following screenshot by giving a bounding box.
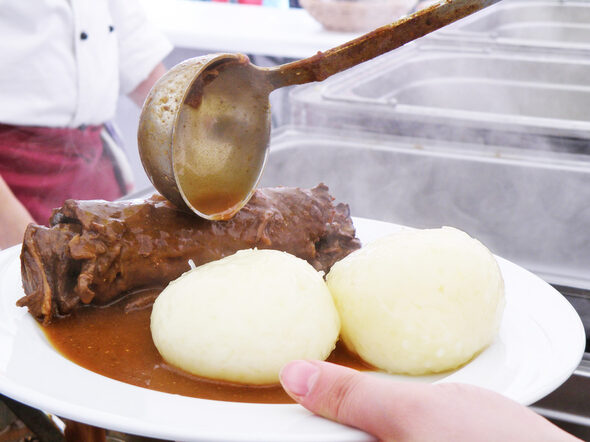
[266,0,501,89]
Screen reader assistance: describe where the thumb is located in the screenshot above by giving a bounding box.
[279,360,578,442]
[279,360,430,441]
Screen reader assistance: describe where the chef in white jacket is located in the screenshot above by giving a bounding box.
[0,0,172,248]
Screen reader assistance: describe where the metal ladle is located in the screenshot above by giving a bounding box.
[138,0,500,220]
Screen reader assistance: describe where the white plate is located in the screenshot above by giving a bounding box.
[0,217,585,442]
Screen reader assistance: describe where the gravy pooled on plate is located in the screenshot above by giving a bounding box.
[44,289,370,404]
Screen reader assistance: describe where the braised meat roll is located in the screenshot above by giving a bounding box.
[19,184,360,324]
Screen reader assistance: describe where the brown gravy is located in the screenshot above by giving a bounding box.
[43,290,371,404]
[187,190,246,218]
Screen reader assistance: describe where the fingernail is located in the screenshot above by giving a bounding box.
[279,360,320,398]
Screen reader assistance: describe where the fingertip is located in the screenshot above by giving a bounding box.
[281,360,399,437]
[279,360,320,400]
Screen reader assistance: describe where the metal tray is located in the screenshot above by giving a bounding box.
[289,42,590,150]
[431,0,590,55]
[261,126,590,291]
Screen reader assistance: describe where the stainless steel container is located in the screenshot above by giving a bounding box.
[262,127,590,289]
[290,42,590,150]
[431,0,590,56]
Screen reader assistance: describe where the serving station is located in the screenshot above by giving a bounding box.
[0,0,589,441]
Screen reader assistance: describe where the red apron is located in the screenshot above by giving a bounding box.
[0,124,123,225]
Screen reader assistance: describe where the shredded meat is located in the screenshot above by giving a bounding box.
[18,184,360,324]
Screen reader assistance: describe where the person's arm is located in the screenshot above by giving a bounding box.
[127,62,167,107]
[280,360,580,441]
[109,0,172,107]
[0,175,34,249]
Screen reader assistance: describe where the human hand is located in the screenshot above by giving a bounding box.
[0,175,34,249]
[128,62,167,107]
[280,360,579,442]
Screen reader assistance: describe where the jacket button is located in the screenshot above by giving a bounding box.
[80,31,88,40]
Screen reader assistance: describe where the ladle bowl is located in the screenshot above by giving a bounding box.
[138,53,271,219]
[138,0,501,220]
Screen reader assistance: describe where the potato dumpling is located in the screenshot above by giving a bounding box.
[151,249,340,385]
[327,227,505,375]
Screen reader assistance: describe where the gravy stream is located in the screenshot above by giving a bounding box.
[43,290,370,404]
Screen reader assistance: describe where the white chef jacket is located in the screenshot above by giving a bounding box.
[0,0,172,128]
